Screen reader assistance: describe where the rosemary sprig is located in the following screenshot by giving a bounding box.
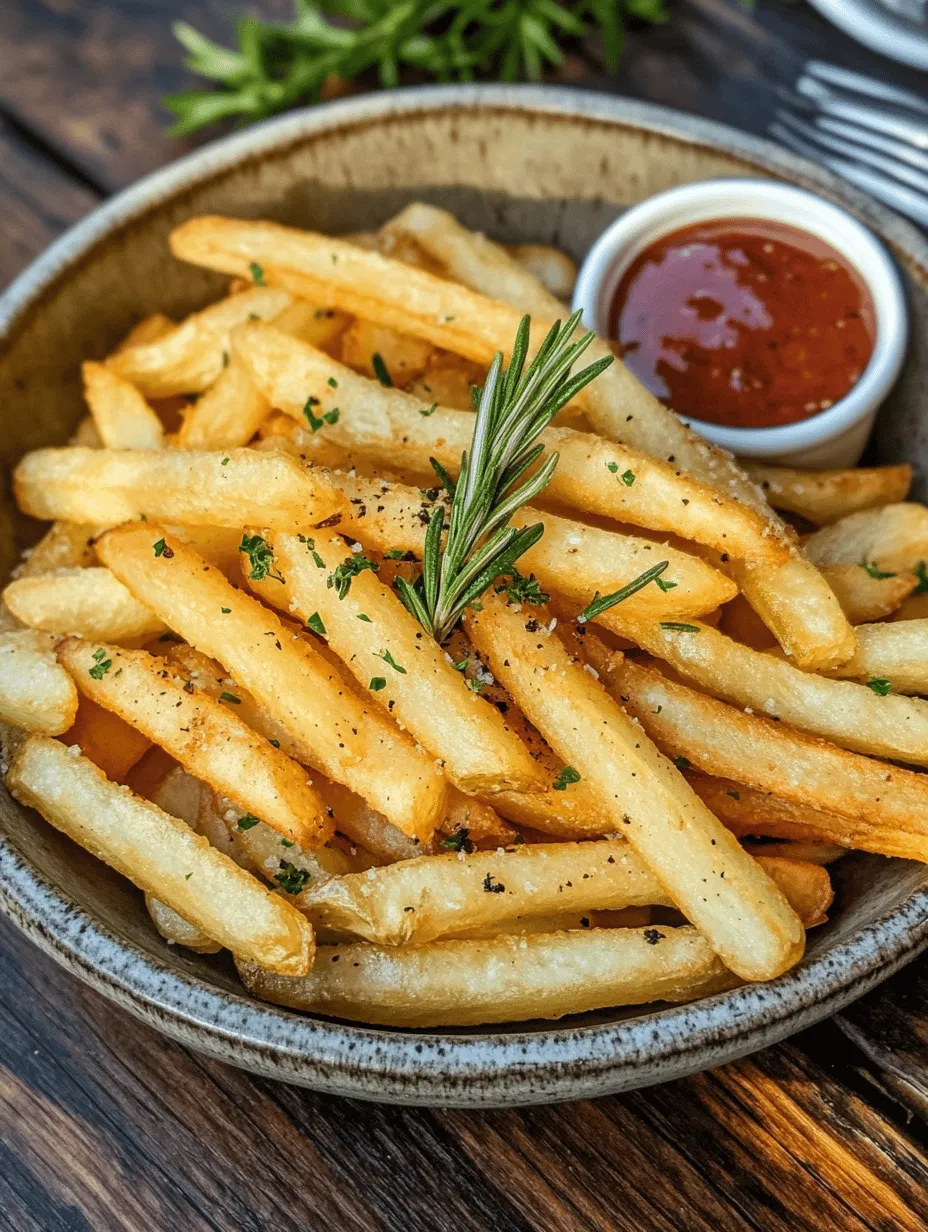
[164,1,668,136]
[394,310,612,643]
[577,560,670,623]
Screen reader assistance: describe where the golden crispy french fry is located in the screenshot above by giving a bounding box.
[106,287,293,397]
[0,630,78,735]
[603,654,928,843]
[234,325,790,568]
[301,840,828,945]
[382,203,568,318]
[238,924,732,1026]
[82,362,164,450]
[247,529,545,796]
[145,893,222,954]
[4,568,167,642]
[408,352,487,413]
[621,617,928,767]
[821,620,928,693]
[175,354,270,450]
[686,772,928,861]
[507,243,578,301]
[14,446,346,532]
[804,503,928,573]
[113,314,175,353]
[182,213,847,670]
[58,638,333,848]
[338,317,435,387]
[124,747,183,805]
[325,471,736,621]
[61,693,152,781]
[742,463,912,525]
[96,525,447,839]
[740,840,848,866]
[270,298,352,350]
[15,523,99,577]
[8,735,314,974]
[820,564,917,623]
[748,857,832,928]
[466,593,805,981]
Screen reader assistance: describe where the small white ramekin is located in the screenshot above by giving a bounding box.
[572,178,909,466]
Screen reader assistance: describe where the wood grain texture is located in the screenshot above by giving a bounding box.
[3,1,928,1227]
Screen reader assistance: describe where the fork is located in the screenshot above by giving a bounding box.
[770,61,928,228]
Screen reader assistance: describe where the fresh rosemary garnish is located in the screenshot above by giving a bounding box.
[577,561,670,624]
[164,3,664,137]
[395,311,612,643]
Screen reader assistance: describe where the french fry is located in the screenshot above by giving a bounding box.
[686,772,928,860]
[58,638,334,849]
[4,568,167,642]
[748,857,833,929]
[113,314,175,353]
[7,735,314,975]
[326,471,736,621]
[270,298,351,350]
[742,462,912,525]
[233,325,791,568]
[247,529,546,795]
[338,317,435,387]
[465,593,805,981]
[14,522,99,577]
[95,525,447,839]
[601,653,928,846]
[175,354,270,450]
[14,446,347,532]
[124,746,182,803]
[820,564,917,623]
[0,630,78,735]
[61,694,152,781]
[177,213,848,671]
[804,503,928,573]
[145,893,222,954]
[408,353,487,412]
[238,924,733,1027]
[740,840,848,866]
[300,840,830,945]
[507,243,578,300]
[822,620,928,694]
[82,362,164,450]
[105,287,293,397]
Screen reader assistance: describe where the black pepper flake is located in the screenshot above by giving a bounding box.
[483,873,505,894]
[643,928,665,945]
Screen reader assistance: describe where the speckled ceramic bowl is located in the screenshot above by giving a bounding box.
[2,86,928,1108]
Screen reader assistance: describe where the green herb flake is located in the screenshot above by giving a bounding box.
[328,553,379,599]
[375,648,407,674]
[239,533,284,583]
[867,677,893,696]
[369,676,387,692]
[660,622,700,633]
[357,613,372,622]
[281,838,295,847]
[621,469,636,486]
[371,352,392,387]
[221,456,230,465]
[220,691,241,705]
[654,577,678,592]
[88,648,113,680]
[497,570,549,606]
[553,766,581,791]
[606,461,619,474]
[441,827,472,853]
[269,739,280,748]
[860,560,895,580]
[915,561,928,594]
[153,538,173,559]
[221,607,231,614]
[465,678,483,693]
[237,815,260,831]
[275,861,310,894]
[420,402,438,417]
[327,377,338,388]
[249,261,265,285]
[305,612,327,638]
[384,549,406,560]
[673,756,692,770]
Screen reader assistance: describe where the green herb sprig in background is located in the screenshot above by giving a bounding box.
[165,0,667,136]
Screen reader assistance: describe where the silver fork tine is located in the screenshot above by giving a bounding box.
[796,77,928,149]
[770,122,928,227]
[804,61,928,119]
[776,111,928,196]
[815,115,928,174]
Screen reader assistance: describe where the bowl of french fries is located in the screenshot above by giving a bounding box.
[1,87,928,1106]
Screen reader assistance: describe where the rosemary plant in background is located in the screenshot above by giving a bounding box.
[165,0,668,136]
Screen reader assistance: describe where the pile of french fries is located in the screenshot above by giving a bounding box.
[5,201,927,1029]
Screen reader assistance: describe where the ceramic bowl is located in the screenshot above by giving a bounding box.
[2,85,928,1108]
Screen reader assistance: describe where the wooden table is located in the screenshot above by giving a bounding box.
[2,3,928,1227]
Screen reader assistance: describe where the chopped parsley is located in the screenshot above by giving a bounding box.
[673,755,692,770]
[249,261,265,285]
[275,862,310,894]
[606,461,619,474]
[497,570,549,606]
[153,538,173,559]
[237,815,260,831]
[859,560,895,580]
[621,469,636,486]
[420,402,438,417]
[553,766,581,791]
[357,613,372,622]
[239,534,284,583]
[221,607,231,614]
[269,739,280,748]
[465,678,484,693]
[441,827,474,853]
[89,647,112,680]
[915,561,928,594]
[375,648,407,674]
[451,657,469,672]
[219,691,241,704]
[867,678,892,696]
[305,612,327,638]
[371,352,392,387]
[221,457,229,465]
[369,676,387,692]
[660,622,700,633]
[328,553,379,599]
[281,838,295,847]
[303,397,340,432]
[297,534,325,568]
[384,549,406,560]
[327,377,338,388]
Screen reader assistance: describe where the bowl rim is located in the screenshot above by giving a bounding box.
[2,82,928,1107]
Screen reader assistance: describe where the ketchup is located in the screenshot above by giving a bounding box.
[609,218,875,429]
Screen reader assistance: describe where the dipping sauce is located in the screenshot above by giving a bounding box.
[609,218,875,429]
